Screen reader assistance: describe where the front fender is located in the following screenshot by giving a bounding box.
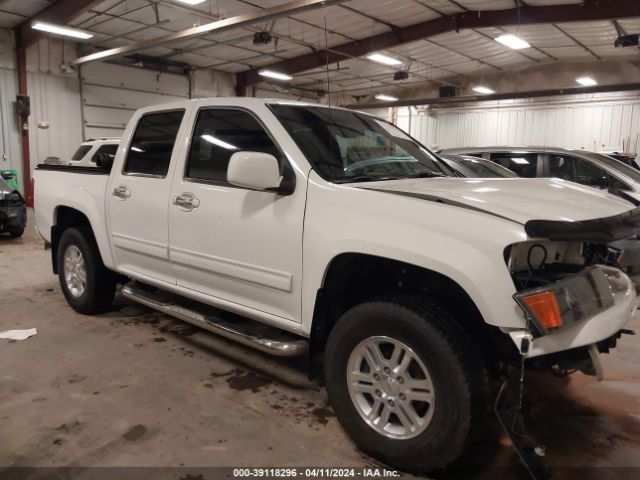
[301,172,528,333]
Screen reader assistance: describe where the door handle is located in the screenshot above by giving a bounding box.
[113,185,131,200]
[173,192,200,211]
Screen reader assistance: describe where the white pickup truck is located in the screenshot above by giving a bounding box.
[34,98,637,474]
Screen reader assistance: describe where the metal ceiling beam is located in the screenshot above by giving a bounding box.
[14,0,105,49]
[237,0,640,89]
[350,83,640,109]
[71,0,348,66]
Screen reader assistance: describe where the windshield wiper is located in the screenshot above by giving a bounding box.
[335,172,445,184]
[404,171,447,178]
[335,175,416,184]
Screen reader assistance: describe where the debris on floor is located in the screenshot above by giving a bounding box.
[0,328,38,341]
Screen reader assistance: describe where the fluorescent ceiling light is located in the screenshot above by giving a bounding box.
[472,86,495,95]
[32,22,93,40]
[495,34,530,50]
[259,69,293,81]
[367,53,402,66]
[375,94,398,102]
[511,157,530,165]
[576,76,597,87]
[174,0,206,4]
[201,134,237,150]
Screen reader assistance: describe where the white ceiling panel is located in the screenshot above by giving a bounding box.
[0,0,49,18]
[555,21,618,46]
[537,46,594,60]
[453,0,514,10]
[345,0,443,27]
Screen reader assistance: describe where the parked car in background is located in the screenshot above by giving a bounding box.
[441,146,640,274]
[602,151,639,170]
[439,154,518,178]
[441,146,640,202]
[0,176,27,238]
[44,138,120,167]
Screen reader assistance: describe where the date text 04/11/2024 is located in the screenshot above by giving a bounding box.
[232,468,401,478]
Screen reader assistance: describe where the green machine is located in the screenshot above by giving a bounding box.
[0,169,20,192]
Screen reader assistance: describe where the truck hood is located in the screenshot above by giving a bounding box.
[357,177,634,225]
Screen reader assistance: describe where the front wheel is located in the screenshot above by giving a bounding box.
[57,227,116,314]
[324,297,488,473]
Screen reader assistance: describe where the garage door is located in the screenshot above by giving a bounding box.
[80,63,189,140]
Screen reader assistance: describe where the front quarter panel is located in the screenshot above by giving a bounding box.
[301,171,529,333]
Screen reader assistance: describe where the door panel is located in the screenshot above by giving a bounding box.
[108,110,185,283]
[169,108,304,322]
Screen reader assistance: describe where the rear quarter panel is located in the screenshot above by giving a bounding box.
[34,169,114,268]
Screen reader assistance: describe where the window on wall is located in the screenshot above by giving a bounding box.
[123,110,185,177]
[489,153,538,177]
[549,155,610,188]
[186,109,283,183]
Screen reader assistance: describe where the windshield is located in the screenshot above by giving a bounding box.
[269,104,448,183]
[442,155,518,178]
[587,152,640,183]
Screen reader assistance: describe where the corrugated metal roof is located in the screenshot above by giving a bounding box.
[8,0,640,96]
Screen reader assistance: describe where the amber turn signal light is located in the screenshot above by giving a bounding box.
[520,291,563,332]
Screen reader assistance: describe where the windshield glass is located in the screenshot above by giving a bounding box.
[269,104,448,183]
[442,155,518,178]
[587,152,640,183]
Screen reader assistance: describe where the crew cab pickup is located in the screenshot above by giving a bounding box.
[34,98,638,474]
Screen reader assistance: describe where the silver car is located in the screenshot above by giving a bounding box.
[441,146,640,203]
[441,146,640,274]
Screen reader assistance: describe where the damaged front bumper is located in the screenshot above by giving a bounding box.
[507,266,637,360]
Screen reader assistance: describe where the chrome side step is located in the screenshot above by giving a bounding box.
[122,283,308,357]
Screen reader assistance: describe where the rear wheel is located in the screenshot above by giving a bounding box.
[57,227,116,314]
[324,296,488,473]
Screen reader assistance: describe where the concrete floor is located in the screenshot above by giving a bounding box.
[1,211,640,480]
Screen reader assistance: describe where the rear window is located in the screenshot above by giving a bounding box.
[71,145,91,161]
[123,110,185,177]
[91,144,118,163]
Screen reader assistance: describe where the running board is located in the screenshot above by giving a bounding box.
[122,283,308,357]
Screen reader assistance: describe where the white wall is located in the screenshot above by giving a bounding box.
[27,72,83,167]
[0,68,22,183]
[80,62,190,140]
[408,91,640,154]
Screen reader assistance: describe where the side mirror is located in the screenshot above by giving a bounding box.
[227,152,282,191]
[95,153,114,171]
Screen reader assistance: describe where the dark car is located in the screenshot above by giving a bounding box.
[0,177,27,238]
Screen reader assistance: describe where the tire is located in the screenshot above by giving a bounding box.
[57,227,116,314]
[324,296,488,473]
[9,226,24,238]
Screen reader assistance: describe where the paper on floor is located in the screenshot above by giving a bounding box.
[0,328,37,341]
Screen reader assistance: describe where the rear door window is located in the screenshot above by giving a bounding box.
[549,155,610,188]
[489,153,538,177]
[123,110,185,177]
